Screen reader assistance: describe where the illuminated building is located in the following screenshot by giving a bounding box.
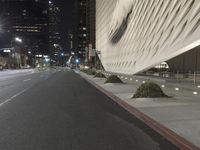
[49,1,61,63]
[0,0,49,66]
[96,0,200,74]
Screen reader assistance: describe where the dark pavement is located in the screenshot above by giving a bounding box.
[0,69,179,150]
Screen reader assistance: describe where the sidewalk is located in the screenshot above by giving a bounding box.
[0,69,38,75]
[77,70,200,149]
[0,69,38,81]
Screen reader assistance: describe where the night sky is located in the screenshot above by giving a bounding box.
[0,0,75,51]
[56,0,75,51]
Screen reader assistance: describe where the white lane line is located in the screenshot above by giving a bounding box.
[23,79,31,82]
[40,75,44,78]
[0,88,29,107]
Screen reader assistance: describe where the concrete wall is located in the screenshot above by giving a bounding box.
[168,46,200,73]
[96,0,200,75]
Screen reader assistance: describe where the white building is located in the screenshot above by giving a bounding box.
[96,0,200,74]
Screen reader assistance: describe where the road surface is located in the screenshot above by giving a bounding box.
[0,69,178,150]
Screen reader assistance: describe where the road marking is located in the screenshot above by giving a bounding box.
[0,88,29,107]
[23,79,31,82]
[193,91,198,95]
[161,85,165,88]
[40,75,44,77]
[175,87,179,91]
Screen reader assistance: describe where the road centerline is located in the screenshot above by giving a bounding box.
[23,79,32,82]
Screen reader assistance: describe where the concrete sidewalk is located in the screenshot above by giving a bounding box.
[0,69,37,76]
[0,69,39,81]
[77,70,200,149]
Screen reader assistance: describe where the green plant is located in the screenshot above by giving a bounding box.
[133,82,168,98]
[94,72,106,78]
[80,68,85,71]
[80,68,96,75]
[105,75,123,83]
[80,68,88,73]
[87,69,96,75]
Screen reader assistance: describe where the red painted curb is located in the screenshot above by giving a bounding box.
[82,75,200,150]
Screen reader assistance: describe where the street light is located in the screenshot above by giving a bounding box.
[15,37,22,43]
[75,58,79,63]
[11,37,23,69]
[11,37,23,48]
[71,51,75,55]
[75,58,79,69]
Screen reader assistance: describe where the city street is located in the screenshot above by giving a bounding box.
[0,69,178,150]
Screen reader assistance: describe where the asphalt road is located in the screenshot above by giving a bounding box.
[0,69,179,150]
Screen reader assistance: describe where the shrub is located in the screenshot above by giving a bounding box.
[133,82,168,98]
[80,68,88,73]
[87,69,96,75]
[105,75,123,83]
[94,72,106,78]
[80,68,96,75]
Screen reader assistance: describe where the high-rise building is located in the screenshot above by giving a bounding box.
[72,0,87,63]
[85,0,96,65]
[86,0,95,51]
[68,31,73,51]
[72,0,96,65]
[0,0,49,67]
[48,1,61,64]
[96,0,200,75]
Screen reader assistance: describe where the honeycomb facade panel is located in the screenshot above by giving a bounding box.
[96,0,200,75]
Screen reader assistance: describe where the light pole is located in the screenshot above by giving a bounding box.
[93,49,97,70]
[95,49,101,70]
[11,37,22,68]
[61,53,64,66]
[75,58,79,69]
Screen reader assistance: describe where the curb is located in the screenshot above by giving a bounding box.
[81,74,200,150]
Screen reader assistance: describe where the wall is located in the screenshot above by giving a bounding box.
[96,0,200,75]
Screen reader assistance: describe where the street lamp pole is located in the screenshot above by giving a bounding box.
[75,58,79,69]
[10,37,22,69]
[95,49,101,70]
[93,49,97,70]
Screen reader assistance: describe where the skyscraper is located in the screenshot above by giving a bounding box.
[49,0,61,64]
[72,0,87,63]
[0,0,49,67]
[86,0,95,51]
[72,0,96,65]
[85,0,96,65]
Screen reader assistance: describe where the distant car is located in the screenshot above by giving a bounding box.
[0,65,3,70]
[21,65,31,69]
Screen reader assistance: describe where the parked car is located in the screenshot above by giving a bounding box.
[21,65,31,69]
[0,65,3,71]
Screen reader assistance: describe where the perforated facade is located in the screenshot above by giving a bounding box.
[96,0,200,74]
